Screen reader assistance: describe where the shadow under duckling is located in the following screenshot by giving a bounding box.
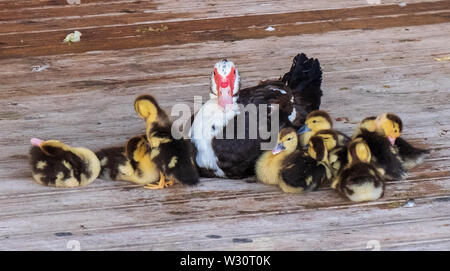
[134,95,199,189]
[354,114,429,170]
[256,128,331,193]
[95,135,161,186]
[29,138,100,188]
[332,138,386,202]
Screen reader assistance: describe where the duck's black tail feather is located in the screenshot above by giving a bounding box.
[282,53,323,126]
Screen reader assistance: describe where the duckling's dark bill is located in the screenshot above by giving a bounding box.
[272,143,286,154]
[298,125,311,134]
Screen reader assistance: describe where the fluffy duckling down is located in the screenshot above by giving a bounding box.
[297,110,351,183]
[298,110,350,148]
[354,113,429,170]
[314,129,350,182]
[332,138,385,202]
[353,113,429,180]
[256,127,331,193]
[29,138,100,188]
[134,95,199,189]
[95,135,160,186]
[298,110,332,147]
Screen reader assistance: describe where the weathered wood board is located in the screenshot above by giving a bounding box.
[0,0,449,250]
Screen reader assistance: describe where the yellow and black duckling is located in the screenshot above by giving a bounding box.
[29,138,100,188]
[255,128,331,193]
[134,95,199,189]
[297,110,351,182]
[332,138,385,202]
[353,113,429,180]
[298,110,350,148]
[95,135,161,187]
[354,113,429,170]
[314,129,350,182]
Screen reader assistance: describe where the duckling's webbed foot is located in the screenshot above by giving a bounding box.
[144,173,175,189]
[144,172,166,189]
[164,179,175,187]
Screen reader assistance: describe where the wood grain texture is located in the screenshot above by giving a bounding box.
[0,0,449,250]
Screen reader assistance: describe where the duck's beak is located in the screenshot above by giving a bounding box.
[298,124,311,134]
[218,87,233,109]
[30,138,44,147]
[272,143,286,154]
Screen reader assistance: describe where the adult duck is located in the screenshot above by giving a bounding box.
[190,53,323,179]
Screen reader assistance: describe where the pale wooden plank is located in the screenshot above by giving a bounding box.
[1,194,449,250]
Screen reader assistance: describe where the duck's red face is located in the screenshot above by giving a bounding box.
[212,60,240,109]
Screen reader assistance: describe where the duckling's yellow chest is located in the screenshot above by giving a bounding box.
[256,152,285,185]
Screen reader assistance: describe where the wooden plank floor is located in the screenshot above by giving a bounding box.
[0,0,449,250]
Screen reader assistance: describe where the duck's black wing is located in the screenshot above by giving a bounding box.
[213,81,294,179]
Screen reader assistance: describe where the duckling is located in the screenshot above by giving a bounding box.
[134,95,199,189]
[280,135,333,193]
[298,110,332,147]
[29,138,100,188]
[95,135,161,186]
[314,129,350,180]
[354,114,429,170]
[332,138,385,202]
[298,110,350,148]
[255,128,331,193]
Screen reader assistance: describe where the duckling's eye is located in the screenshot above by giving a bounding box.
[287,137,292,141]
[312,120,317,123]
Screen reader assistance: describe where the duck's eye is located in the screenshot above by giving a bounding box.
[312,120,317,123]
[287,138,292,141]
